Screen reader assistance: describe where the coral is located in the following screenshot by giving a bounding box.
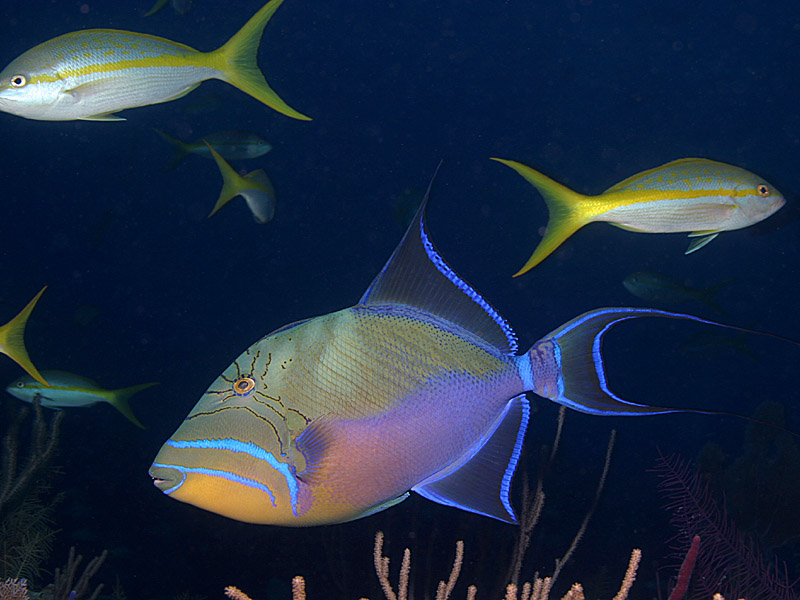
[0,577,30,600]
[654,451,799,600]
[51,546,108,600]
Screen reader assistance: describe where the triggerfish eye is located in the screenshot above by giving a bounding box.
[233,377,256,395]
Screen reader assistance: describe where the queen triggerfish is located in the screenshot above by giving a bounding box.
[492,158,785,276]
[0,0,309,121]
[149,172,751,527]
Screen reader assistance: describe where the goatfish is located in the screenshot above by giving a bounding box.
[149,169,756,527]
[0,0,310,122]
[6,371,158,429]
[492,158,786,276]
[154,129,272,169]
[0,287,48,387]
[206,143,276,223]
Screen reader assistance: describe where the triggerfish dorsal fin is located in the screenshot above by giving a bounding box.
[360,164,518,355]
[414,394,530,523]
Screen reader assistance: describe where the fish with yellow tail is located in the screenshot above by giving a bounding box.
[491,158,785,276]
[0,0,310,122]
[0,287,48,387]
[149,169,782,527]
[6,371,158,429]
[206,142,276,223]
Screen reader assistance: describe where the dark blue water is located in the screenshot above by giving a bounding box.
[1,1,798,598]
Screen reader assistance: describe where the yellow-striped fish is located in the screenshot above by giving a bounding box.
[492,158,786,276]
[0,0,309,122]
[6,371,158,429]
[206,143,276,224]
[0,287,48,387]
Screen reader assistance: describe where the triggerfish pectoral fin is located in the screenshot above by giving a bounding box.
[107,382,159,429]
[525,307,738,416]
[490,158,594,277]
[0,287,49,387]
[211,0,311,121]
[414,395,530,523]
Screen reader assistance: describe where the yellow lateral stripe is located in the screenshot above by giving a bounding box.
[51,54,212,80]
[605,187,746,208]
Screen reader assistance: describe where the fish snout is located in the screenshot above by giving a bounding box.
[149,464,185,494]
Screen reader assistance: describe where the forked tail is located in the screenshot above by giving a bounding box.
[521,307,786,416]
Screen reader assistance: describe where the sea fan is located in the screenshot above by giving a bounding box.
[653,451,799,600]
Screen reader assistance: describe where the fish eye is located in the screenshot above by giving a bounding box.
[9,74,27,88]
[15,381,24,388]
[232,377,256,395]
[757,184,770,197]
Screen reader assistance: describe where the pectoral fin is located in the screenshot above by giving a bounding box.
[685,232,720,254]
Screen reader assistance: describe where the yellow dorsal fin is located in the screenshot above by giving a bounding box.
[491,158,596,276]
[0,287,49,386]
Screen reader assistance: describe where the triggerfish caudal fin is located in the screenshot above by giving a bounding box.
[523,307,755,416]
[210,0,311,121]
[105,382,159,429]
[491,158,597,277]
[0,287,49,387]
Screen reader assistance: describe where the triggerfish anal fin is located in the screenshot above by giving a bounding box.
[360,163,518,355]
[415,395,529,523]
[210,0,311,121]
[490,158,596,277]
[0,287,49,387]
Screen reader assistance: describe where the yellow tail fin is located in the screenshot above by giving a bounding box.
[0,287,49,386]
[213,0,311,121]
[492,158,592,276]
[205,142,248,217]
[107,382,159,429]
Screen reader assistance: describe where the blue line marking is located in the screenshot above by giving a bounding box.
[152,461,275,505]
[165,438,300,515]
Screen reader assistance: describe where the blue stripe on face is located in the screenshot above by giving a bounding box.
[151,462,275,504]
[164,438,300,515]
[419,220,519,354]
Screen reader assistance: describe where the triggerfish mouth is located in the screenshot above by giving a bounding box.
[0,0,309,122]
[149,170,753,527]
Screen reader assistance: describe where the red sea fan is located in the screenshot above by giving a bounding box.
[652,451,799,600]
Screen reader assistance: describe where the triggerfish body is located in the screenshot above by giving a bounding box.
[6,371,158,429]
[154,129,272,170]
[0,0,309,122]
[149,171,746,527]
[0,287,49,386]
[492,158,785,276]
[206,143,276,224]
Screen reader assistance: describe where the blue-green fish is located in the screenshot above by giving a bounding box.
[149,174,739,527]
[7,371,158,428]
[492,158,786,275]
[623,271,733,315]
[206,143,276,223]
[154,129,272,169]
[0,0,310,121]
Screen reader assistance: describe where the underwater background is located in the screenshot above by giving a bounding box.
[1,0,799,598]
